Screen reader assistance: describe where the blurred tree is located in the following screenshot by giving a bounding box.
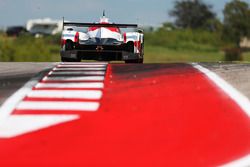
[169,0,216,29]
[204,18,223,32]
[160,22,176,31]
[223,0,250,47]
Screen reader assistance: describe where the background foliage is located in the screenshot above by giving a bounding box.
[1,0,250,63]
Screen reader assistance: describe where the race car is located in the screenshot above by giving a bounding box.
[60,13,144,63]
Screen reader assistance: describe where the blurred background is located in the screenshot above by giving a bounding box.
[1,0,250,63]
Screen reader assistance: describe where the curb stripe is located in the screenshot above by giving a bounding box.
[192,63,250,117]
[222,155,250,167]
[49,71,106,75]
[192,63,250,166]
[53,68,106,71]
[22,97,100,102]
[57,64,107,68]
[0,70,48,123]
[43,76,105,81]
[0,115,79,138]
[60,62,108,65]
[16,101,100,111]
[35,83,104,89]
[27,90,103,100]
[0,62,108,138]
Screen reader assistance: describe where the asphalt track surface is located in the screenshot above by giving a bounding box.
[0,63,55,105]
[0,62,249,167]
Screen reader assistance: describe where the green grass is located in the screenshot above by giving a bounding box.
[143,29,230,63]
[145,44,225,63]
[0,34,61,62]
[145,29,226,52]
[242,52,250,61]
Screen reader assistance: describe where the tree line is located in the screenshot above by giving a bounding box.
[169,0,250,48]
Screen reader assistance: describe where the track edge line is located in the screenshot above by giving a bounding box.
[191,63,250,166]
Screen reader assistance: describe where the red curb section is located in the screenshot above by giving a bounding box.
[0,63,249,167]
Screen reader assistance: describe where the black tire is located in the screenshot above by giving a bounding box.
[61,57,72,62]
[126,41,134,52]
[138,58,144,64]
[140,44,144,57]
[61,57,81,62]
[125,59,143,64]
[138,43,144,64]
[65,40,74,51]
[124,42,144,64]
[74,56,81,62]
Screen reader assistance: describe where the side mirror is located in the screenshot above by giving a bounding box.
[137,29,143,33]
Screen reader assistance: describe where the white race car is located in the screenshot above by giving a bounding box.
[60,13,144,63]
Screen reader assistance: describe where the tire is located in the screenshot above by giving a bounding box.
[140,44,144,57]
[139,44,144,63]
[125,59,143,64]
[65,40,74,51]
[124,42,144,64]
[61,57,81,62]
[138,58,144,64]
[126,41,134,52]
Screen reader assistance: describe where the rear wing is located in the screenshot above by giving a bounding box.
[63,22,138,28]
[62,18,138,29]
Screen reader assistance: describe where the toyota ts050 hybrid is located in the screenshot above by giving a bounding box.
[60,13,144,63]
